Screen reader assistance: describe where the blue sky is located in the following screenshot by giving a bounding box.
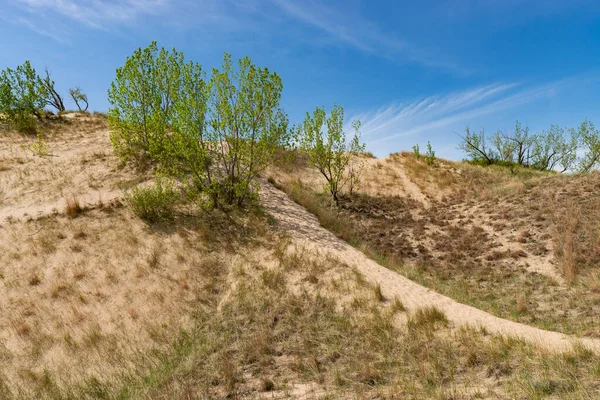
[2,0,600,159]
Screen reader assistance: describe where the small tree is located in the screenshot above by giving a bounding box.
[41,68,65,113]
[0,60,47,133]
[412,143,420,159]
[577,119,600,173]
[457,127,496,165]
[559,128,579,173]
[425,141,436,165]
[108,41,185,163]
[506,121,533,166]
[491,130,516,164]
[108,43,289,209]
[529,124,579,172]
[206,52,289,206]
[299,104,365,206]
[69,87,89,112]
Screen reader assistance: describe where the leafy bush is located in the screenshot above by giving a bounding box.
[12,113,38,135]
[124,180,179,222]
[298,104,365,205]
[109,42,289,209]
[0,61,47,133]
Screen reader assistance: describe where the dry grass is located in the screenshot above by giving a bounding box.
[65,196,82,217]
[273,156,600,336]
[6,229,599,399]
[0,202,274,398]
[0,113,146,221]
[3,116,600,398]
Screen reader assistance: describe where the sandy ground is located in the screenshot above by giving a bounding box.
[1,114,596,391]
[0,117,196,390]
[0,116,144,222]
[260,181,600,353]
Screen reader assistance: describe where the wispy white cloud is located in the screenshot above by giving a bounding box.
[9,16,72,44]
[15,0,170,30]
[270,0,466,73]
[8,0,463,74]
[351,83,520,138]
[346,77,583,147]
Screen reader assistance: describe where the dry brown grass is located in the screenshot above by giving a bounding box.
[3,116,600,398]
[273,154,600,336]
[6,228,598,399]
[65,195,82,217]
[0,202,274,398]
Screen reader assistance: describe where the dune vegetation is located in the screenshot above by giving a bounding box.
[2,42,600,399]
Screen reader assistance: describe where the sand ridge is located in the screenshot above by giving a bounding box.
[260,181,600,353]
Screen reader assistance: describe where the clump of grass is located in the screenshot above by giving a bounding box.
[147,246,161,269]
[554,203,581,282]
[65,196,82,218]
[372,283,384,302]
[261,377,275,391]
[408,306,448,330]
[28,273,41,286]
[261,269,286,291]
[390,297,406,314]
[124,179,179,223]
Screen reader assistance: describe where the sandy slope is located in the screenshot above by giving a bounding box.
[260,181,600,353]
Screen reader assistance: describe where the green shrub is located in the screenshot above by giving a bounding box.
[0,61,47,133]
[12,112,38,134]
[109,42,289,209]
[412,144,420,159]
[125,180,179,222]
[425,141,436,166]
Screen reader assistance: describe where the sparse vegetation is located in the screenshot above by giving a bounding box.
[425,141,436,165]
[412,143,420,159]
[274,155,600,336]
[68,87,89,112]
[28,133,49,156]
[457,119,596,173]
[4,40,600,400]
[5,213,600,398]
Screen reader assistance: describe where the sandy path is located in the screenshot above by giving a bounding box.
[260,182,600,353]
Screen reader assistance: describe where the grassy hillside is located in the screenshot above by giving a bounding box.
[2,116,600,398]
[272,151,600,336]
